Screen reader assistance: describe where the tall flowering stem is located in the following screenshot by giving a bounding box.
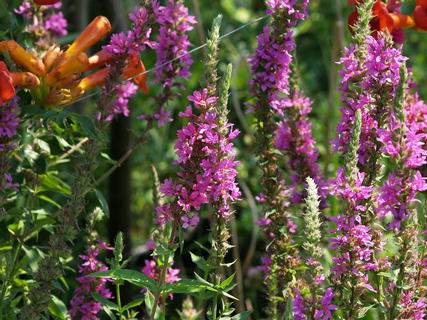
[380,67,427,319]
[248,0,309,316]
[275,78,324,203]
[148,0,196,127]
[69,241,113,319]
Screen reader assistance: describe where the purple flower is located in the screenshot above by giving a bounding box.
[154,107,172,127]
[248,25,294,111]
[275,90,324,203]
[14,1,32,18]
[265,0,309,23]
[153,0,196,87]
[102,81,138,122]
[104,6,152,57]
[142,259,181,284]
[314,288,337,320]
[329,168,377,289]
[0,99,19,142]
[69,242,113,320]
[376,171,427,229]
[334,37,407,166]
[155,89,240,228]
[399,291,426,320]
[292,290,306,320]
[44,12,67,36]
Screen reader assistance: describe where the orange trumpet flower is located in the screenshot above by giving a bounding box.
[63,16,111,60]
[123,54,149,93]
[0,62,15,104]
[0,15,148,107]
[0,40,45,76]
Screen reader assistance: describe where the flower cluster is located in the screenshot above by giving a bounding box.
[156,89,240,228]
[329,168,377,291]
[0,98,19,196]
[248,25,294,113]
[101,81,139,122]
[104,6,153,57]
[275,90,324,203]
[100,6,154,120]
[15,1,67,48]
[265,0,309,24]
[334,36,407,166]
[142,259,181,283]
[292,288,337,319]
[153,0,196,88]
[399,291,426,320]
[69,242,113,320]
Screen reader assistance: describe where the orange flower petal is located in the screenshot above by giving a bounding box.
[76,67,111,92]
[64,16,112,59]
[43,46,62,73]
[87,49,114,71]
[10,72,40,88]
[0,62,15,103]
[122,54,149,93]
[46,52,89,86]
[0,41,45,76]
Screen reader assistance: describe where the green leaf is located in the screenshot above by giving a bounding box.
[48,295,69,320]
[94,189,110,216]
[357,305,376,318]
[167,279,209,294]
[121,298,145,312]
[103,306,118,320]
[218,273,235,289]
[89,269,157,292]
[190,252,210,273]
[92,292,119,311]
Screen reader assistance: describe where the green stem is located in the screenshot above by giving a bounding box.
[116,283,123,319]
[388,235,408,320]
[150,259,167,319]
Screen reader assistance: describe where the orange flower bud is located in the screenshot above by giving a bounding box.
[0,41,45,76]
[64,16,112,59]
[414,5,427,30]
[87,49,114,71]
[10,72,40,88]
[122,54,149,93]
[0,61,15,104]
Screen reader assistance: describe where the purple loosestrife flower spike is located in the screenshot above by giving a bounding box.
[314,288,337,320]
[275,87,324,203]
[153,0,196,88]
[248,0,311,317]
[69,241,113,320]
[0,98,19,200]
[329,110,379,315]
